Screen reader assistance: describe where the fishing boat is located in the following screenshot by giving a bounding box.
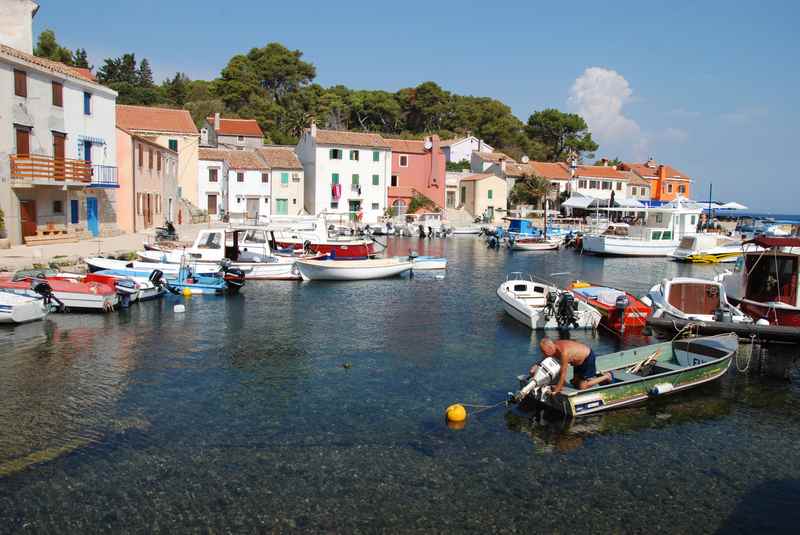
[670,233,753,263]
[294,258,413,281]
[643,277,751,324]
[718,236,800,326]
[0,271,118,311]
[451,225,483,235]
[567,281,650,334]
[272,220,376,259]
[497,274,601,330]
[510,334,738,417]
[508,236,561,251]
[581,198,702,257]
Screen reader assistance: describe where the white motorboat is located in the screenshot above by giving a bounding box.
[295,258,413,281]
[582,198,702,257]
[671,233,754,263]
[0,290,50,324]
[643,277,752,323]
[497,274,601,330]
[509,237,561,251]
[411,256,447,270]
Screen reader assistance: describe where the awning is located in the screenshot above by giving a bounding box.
[562,195,596,209]
[721,201,748,210]
[614,198,644,208]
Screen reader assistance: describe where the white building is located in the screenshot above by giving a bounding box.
[296,124,391,224]
[569,165,629,202]
[256,147,304,217]
[440,135,494,163]
[1,0,119,245]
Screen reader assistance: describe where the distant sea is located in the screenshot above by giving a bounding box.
[709,210,800,223]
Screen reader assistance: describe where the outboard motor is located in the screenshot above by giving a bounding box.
[512,357,561,403]
[556,292,579,328]
[616,294,630,334]
[30,280,64,310]
[115,278,137,308]
[303,240,313,255]
[713,307,733,323]
[219,260,246,292]
[418,224,426,239]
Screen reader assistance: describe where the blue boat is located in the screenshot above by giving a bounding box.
[165,264,245,295]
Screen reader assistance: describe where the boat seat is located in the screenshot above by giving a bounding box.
[610,370,641,382]
[654,361,683,371]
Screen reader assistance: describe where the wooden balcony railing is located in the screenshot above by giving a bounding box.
[10,154,92,183]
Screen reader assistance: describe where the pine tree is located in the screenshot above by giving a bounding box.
[73,48,90,69]
[137,58,154,87]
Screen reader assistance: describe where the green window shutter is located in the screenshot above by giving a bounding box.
[281,172,289,184]
[168,139,178,151]
[372,174,379,185]
[488,189,493,200]
[332,173,339,184]
[352,174,359,185]
[373,151,379,162]
[329,149,334,159]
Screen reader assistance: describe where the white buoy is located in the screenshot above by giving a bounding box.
[649,383,674,396]
[173,304,186,313]
[756,318,769,326]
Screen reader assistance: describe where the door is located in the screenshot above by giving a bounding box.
[349,200,361,221]
[275,198,288,215]
[20,200,37,237]
[446,191,455,208]
[86,197,99,236]
[70,199,79,224]
[144,194,152,228]
[53,132,66,180]
[168,198,173,222]
[207,194,217,215]
[15,128,30,155]
[246,198,259,220]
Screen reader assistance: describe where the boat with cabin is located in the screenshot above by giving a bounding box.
[643,277,751,324]
[497,274,601,330]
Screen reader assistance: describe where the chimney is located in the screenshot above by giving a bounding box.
[310,120,317,138]
[656,165,668,200]
[601,158,609,167]
[0,0,39,54]
[213,112,221,131]
[499,157,507,174]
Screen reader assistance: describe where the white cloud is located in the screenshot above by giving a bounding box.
[721,106,768,125]
[568,67,642,152]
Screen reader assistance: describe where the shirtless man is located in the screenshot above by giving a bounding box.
[530,338,612,394]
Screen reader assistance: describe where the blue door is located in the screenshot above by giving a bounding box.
[83,141,92,162]
[70,199,79,224]
[86,197,99,236]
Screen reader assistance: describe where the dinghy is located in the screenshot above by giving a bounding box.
[510,333,737,417]
[508,237,561,251]
[410,256,447,270]
[497,274,601,330]
[294,258,413,281]
[568,281,651,335]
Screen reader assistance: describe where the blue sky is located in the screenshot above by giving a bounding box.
[33,0,799,212]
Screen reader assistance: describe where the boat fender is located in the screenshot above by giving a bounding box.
[182,287,192,297]
[445,404,467,423]
[173,304,186,313]
[756,318,770,326]
[649,383,674,396]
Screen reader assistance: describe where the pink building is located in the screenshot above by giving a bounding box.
[386,136,445,214]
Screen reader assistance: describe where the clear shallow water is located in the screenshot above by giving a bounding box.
[1,238,799,533]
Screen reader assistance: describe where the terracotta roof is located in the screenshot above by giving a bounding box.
[385,138,428,154]
[226,150,268,170]
[472,151,516,164]
[460,173,499,182]
[575,165,627,180]
[0,44,104,87]
[622,162,691,180]
[206,116,263,137]
[116,105,199,135]
[198,148,229,161]
[530,161,572,180]
[256,147,302,170]
[311,128,390,149]
[621,170,649,187]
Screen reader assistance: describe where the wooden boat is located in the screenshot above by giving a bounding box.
[294,258,412,281]
[508,237,561,251]
[497,274,601,330]
[0,289,50,324]
[0,271,118,311]
[643,277,751,324]
[511,334,738,417]
[568,281,650,334]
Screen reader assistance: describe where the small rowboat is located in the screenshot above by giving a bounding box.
[568,281,651,335]
[294,258,412,281]
[508,237,561,251]
[497,274,601,330]
[511,333,737,417]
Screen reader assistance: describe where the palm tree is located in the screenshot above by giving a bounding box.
[509,173,552,238]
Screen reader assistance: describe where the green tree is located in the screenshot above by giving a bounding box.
[348,90,403,132]
[245,43,316,103]
[73,48,90,68]
[401,82,451,132]
[137,58,154,87]
[509,174,552,209]
[163,72,191,106]
[526,109,598,161]
[34,29,74,65]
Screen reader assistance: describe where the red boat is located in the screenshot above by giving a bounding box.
[0,272,119,311]
[567,281,651,335]
[719,236,800,326]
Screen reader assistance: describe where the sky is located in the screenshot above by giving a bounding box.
[32,0,800,212]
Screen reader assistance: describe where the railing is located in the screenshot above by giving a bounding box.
[90,164,118,187]
[10,154,92,183]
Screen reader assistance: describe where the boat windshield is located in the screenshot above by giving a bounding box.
[745,253,798,305]
[197,232,222,249]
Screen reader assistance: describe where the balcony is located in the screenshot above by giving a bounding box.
[89,164,119,188]
[10,154,92,187]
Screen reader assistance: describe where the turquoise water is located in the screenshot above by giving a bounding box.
[1,238,799,533]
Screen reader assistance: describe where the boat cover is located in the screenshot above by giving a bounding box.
[572,286,626,306]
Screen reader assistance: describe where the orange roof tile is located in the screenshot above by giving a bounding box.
[575,165,627,180]
[226,150,268,170]
[530,161,572,180]
[206,116,263,137]
[256,147,302,170]
[311,128,390,149]
[117,105,199,135]
[385,138,428,154]
[460,173,499,182]
[620,170,649,186]
[622,162,691,180]
[198,148,229,161]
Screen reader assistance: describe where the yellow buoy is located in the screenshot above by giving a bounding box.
[445,403,467,423]
[182,287,192,297]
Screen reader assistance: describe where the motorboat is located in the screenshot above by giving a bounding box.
[497,274,601,330]
[0,271,118,311]
[294,258,413,281]
[272,220,377,259]
[92,269,166,302]
[509,334,737,417]
[717,236,800,326]
[165,263,245,295]
[670,233,753,263]
[508,236,561,251]
[581,198,702,256]
[88,255,300,281]
[567,281,651,335]
[643,277,751,324]
[410,256,447,270]
[0,280,58,324]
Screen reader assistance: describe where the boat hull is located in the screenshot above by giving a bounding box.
[92,256,300,281]
[295,259,412,281]
[0,293,48,324]
[581,235,679,257]
[275,240,374,260]
[511,240,560,251]
[569,283,650,334]
[497,281,601,331]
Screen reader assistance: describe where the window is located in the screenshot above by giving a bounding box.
[237,172,244,182]
[652,231,662,240]
[168,139,178,151]
[276,199,288,215]
[460,186,466,204]
[53,200,63,214]
[209,168,218,182]
[13,70,26,97]
[157,152,162,172]
[656,214,663,224]
[690,215,696,225]
[138,144,143,167]
[602,181,611,190]
[631,187,637,196]
[52,82,63,107]
[262,173,269,183]
[372,203,379,210]
[83,92,92,115]
[399,155,408,167]
[488,189,493,200]
[293,198,297,205]
[391,175,398,187]
[15,128,30,155]
[578,179,587,188]
[662,231,672,240]
[642,187,649,196]
[330,201,339,209]
[616,181,622,191]
[148,148,153,169]
[238,136,244,142]
[667,183,673,193]
[329,148,343,160]
[589,180,599,189]
[372,174,379,186]
[332,173,339,184]
[352,174,359,185]
[281,172,289,185]
[373,151,380,162]
[349,150,359,161]
[292,173,300,182]
[678,185,686,194]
